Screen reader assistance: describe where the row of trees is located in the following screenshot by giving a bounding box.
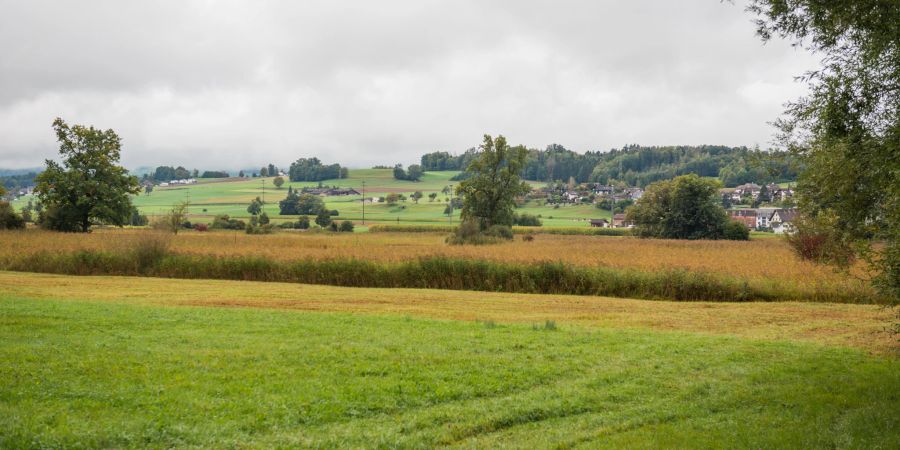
[145,166,234,181]
[149,166,193,181]
[288,158,347,182]
[392,164,423,181]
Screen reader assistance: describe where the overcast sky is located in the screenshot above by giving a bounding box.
[0,0,817,170]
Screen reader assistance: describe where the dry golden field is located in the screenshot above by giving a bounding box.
[0,228,824,275]
[1,228,871,292]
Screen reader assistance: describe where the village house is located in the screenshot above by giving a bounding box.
[755,208,777,228]
[611,213,634,228]
[589,218,609,228]
[592,184,615,196]
[624,187,644,200]
[727,209,757,228]
[769,209,798,234]
[731,183,761,201]
[563,191,582,202]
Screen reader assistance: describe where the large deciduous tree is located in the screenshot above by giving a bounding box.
[35,118,140,232]
[627,174,745,240]
[746,0,899,300]
[455,135,530,230]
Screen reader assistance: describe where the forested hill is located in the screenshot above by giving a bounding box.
[421,144,799,188]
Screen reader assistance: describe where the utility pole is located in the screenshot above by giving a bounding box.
[261,179,266,206]
[361,180,366,225]
[449,184,454,226]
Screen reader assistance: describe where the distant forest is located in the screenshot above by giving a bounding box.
[0,171,38,192]
[421,144,799,187]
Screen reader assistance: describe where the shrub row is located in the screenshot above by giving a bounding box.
[368,224,631,236]
[1,250,880,303]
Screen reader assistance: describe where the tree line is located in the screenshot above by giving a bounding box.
[421,144,799,187]
[288,158,348,182]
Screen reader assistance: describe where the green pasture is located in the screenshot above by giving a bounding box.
[1,294,897,448]
[126,169,609,227]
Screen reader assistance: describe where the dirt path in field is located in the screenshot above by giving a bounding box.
[1,271,895,355]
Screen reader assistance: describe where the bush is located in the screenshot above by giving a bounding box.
[210,214,246,230]
[484,225,514,240]
[339,221,354,232]
[315,210,332,228]
[785,212,855,266]
[446,220,504,245]
[723,220,750,240]
[0,202,25,230]
[329,210,339,217]
[296,216,310,230]
[246,223,276,235]
[194,223,209,232]
[513,213,542,227]
[329,222,338,232]
[522,234,535,242]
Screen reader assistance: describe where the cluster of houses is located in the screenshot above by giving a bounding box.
[589,207,799,233]
[542,183,645,205]
[157,179,197,187]
[724,183,794,202]
[589,213,635,229]
[727,208,798,233]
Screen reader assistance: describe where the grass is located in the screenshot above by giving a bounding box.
[1,229,878,302]
[1,273,898,448]
[2,272,893,353]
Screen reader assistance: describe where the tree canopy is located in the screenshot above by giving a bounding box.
[34,118,140,232]
[456,135,530,230]
[279,190,324,215]
[288,158,347,182]
[746,0,899,299]
[392,164,423,181]
[627,174,746,240]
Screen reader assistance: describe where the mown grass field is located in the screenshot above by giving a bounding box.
[1,272,897,448]
[119,169,607,228]
[0,228,878,303]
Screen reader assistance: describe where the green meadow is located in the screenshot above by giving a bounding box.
[1,288,897,449]
[124,169,607,227]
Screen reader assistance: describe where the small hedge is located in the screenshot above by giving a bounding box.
[368,224,631,236]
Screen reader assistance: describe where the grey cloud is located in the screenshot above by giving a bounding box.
[0,0,817,169]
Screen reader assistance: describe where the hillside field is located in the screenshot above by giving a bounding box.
[1,272,898,448]
[125,169,607,228]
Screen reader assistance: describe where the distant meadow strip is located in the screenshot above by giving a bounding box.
[368,224,631,236]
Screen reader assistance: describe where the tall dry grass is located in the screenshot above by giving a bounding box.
[0,228,878,302]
